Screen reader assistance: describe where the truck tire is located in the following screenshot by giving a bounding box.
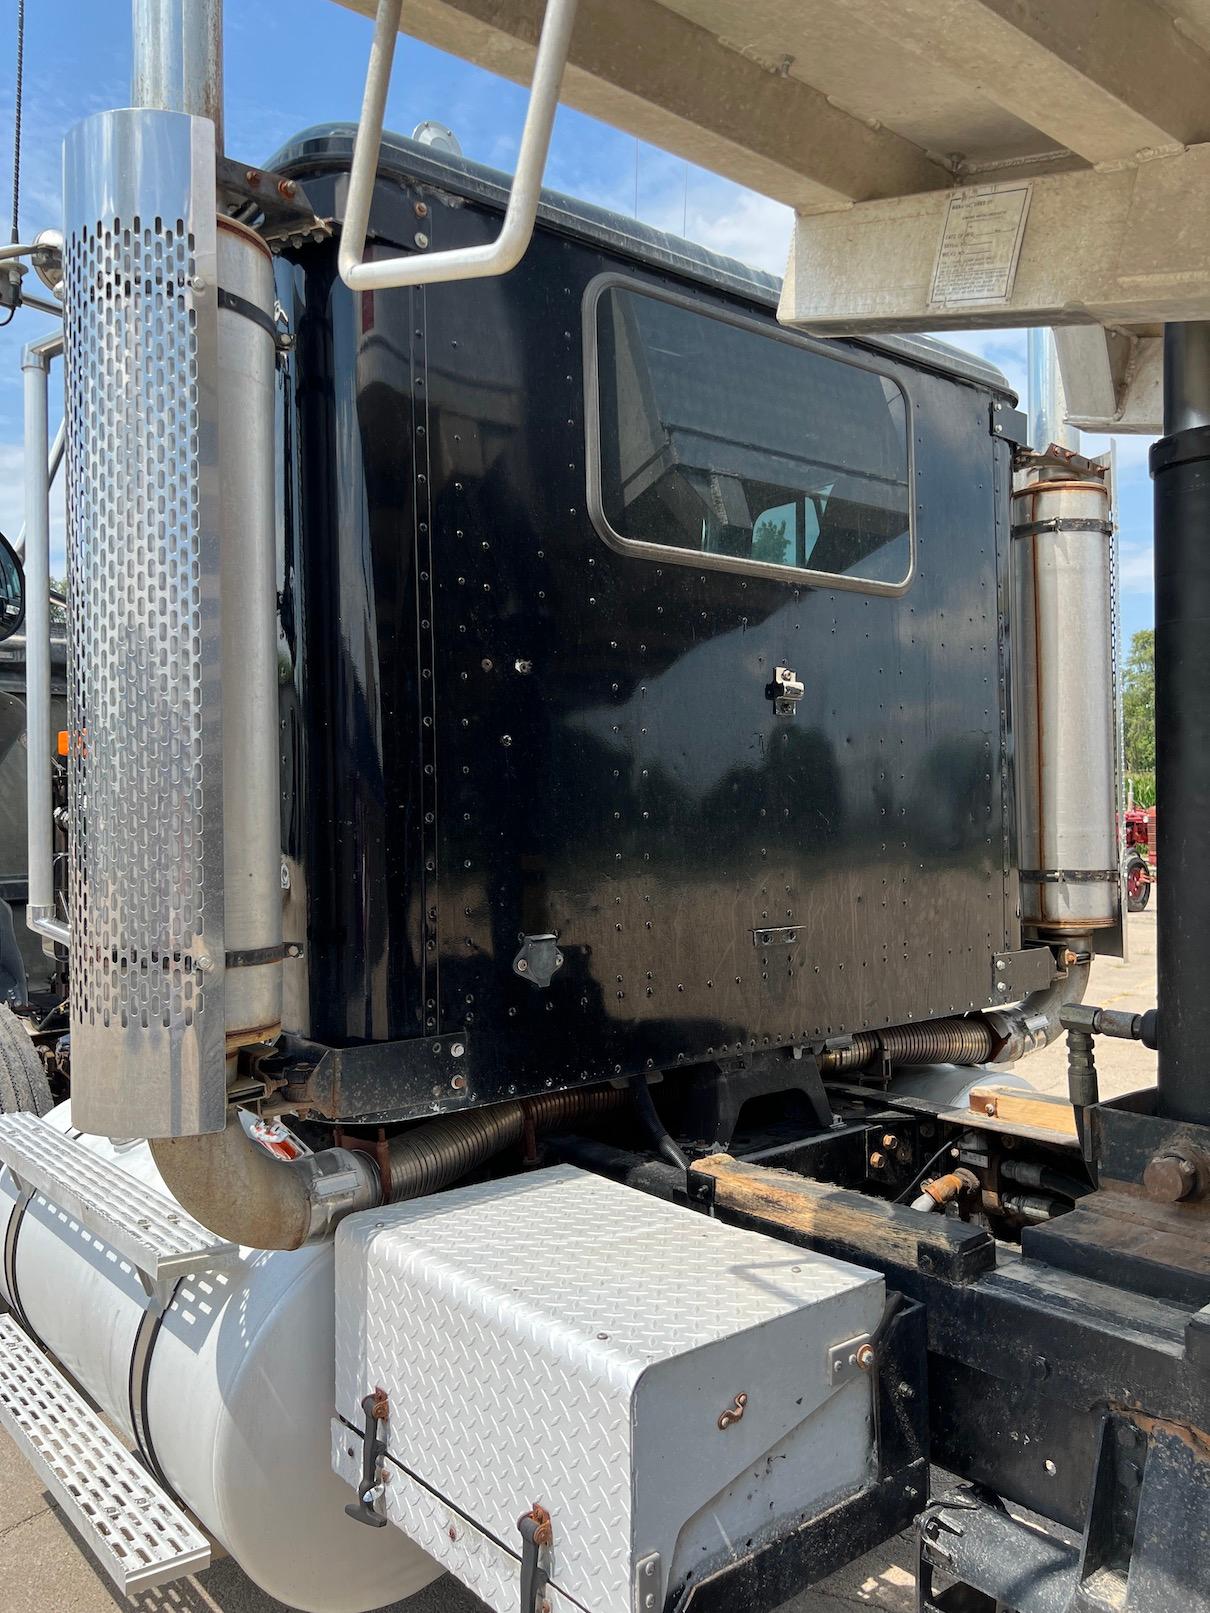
[0,1004,52,1115]
[1126,853,1152,913]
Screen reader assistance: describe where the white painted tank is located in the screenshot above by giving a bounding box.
[0,1105,439,1612]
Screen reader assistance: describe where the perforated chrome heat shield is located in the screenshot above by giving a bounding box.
[63,109,226,1137]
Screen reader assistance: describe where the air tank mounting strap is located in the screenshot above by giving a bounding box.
[127,1281,184,1497]
[216,286,279,343]
[1011,517,1113,538]
[1020,868,1120,884]
[2,1182,35,1332]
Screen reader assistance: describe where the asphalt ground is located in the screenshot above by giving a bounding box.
[0,905,1160,1613]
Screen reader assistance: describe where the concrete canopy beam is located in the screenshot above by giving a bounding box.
[827,0,1210,168]
[1052,326,1136,426]
[1062,333,1163,435]
[332,0,951,211]
[779,144,1210,335]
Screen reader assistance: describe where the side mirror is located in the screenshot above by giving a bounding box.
[0,534,25,644]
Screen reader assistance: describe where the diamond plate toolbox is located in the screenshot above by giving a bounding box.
[334,1165,883,1613]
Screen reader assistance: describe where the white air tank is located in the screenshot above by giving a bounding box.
[0,1106,438,1612]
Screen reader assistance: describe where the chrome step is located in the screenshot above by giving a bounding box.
[0,1112,239,1286]
[0,1315,211,1592]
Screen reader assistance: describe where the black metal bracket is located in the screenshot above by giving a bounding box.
[916,1408,1210,1613]
[216,156,333,249]
[275,1029,473,1123]
[677,1050,833,1152]
[344,1394,389,1529]
[990,401,1029,448]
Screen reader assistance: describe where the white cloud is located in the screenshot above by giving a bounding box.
[1119,539,1154,594]
[942,329,1027,402]
[679,189,793,278]
[547,149,794,279]
[1081,431,1153,475]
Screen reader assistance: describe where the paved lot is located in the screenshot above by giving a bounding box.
[0,908,1159,1613]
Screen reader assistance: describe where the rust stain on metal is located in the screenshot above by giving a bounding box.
[717,1392,748,1430]
[1119,1408,1210,1462]
[924,1170,977,1206]
[521,1503,554,1548]
[371,1387,390,1422]
[335,1126,393,1201]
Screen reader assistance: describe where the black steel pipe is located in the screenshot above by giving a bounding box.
[1150,324,1210,1123]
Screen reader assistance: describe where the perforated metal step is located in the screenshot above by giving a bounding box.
[0,1315,210,1592]
[0,1112,239,1283]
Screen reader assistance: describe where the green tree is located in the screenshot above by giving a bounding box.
[1122,627,1155,773]
[751,517,788,565]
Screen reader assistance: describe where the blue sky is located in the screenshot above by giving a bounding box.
[0,0,1154,649]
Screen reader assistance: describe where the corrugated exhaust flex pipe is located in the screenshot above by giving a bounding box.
[150,1085,624,1250]
[818,944,1092,1076]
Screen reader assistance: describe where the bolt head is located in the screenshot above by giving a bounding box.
[1144,1151,1201,1203]
[450,1042,465,1058]
[869,1150,886,1170]
[516,958,528,972]
[414,231,429,249]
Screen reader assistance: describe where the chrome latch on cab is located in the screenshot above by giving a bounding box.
[770,666,804,715]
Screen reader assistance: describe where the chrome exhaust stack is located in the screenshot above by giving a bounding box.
[64,107,228,1138]
[62,9,282,1137]
[1011,455,1120,942]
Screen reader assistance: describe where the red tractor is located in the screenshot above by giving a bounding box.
[1126,806,1155,912]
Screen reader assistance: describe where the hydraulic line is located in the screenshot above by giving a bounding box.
[629,1077,691,1173]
